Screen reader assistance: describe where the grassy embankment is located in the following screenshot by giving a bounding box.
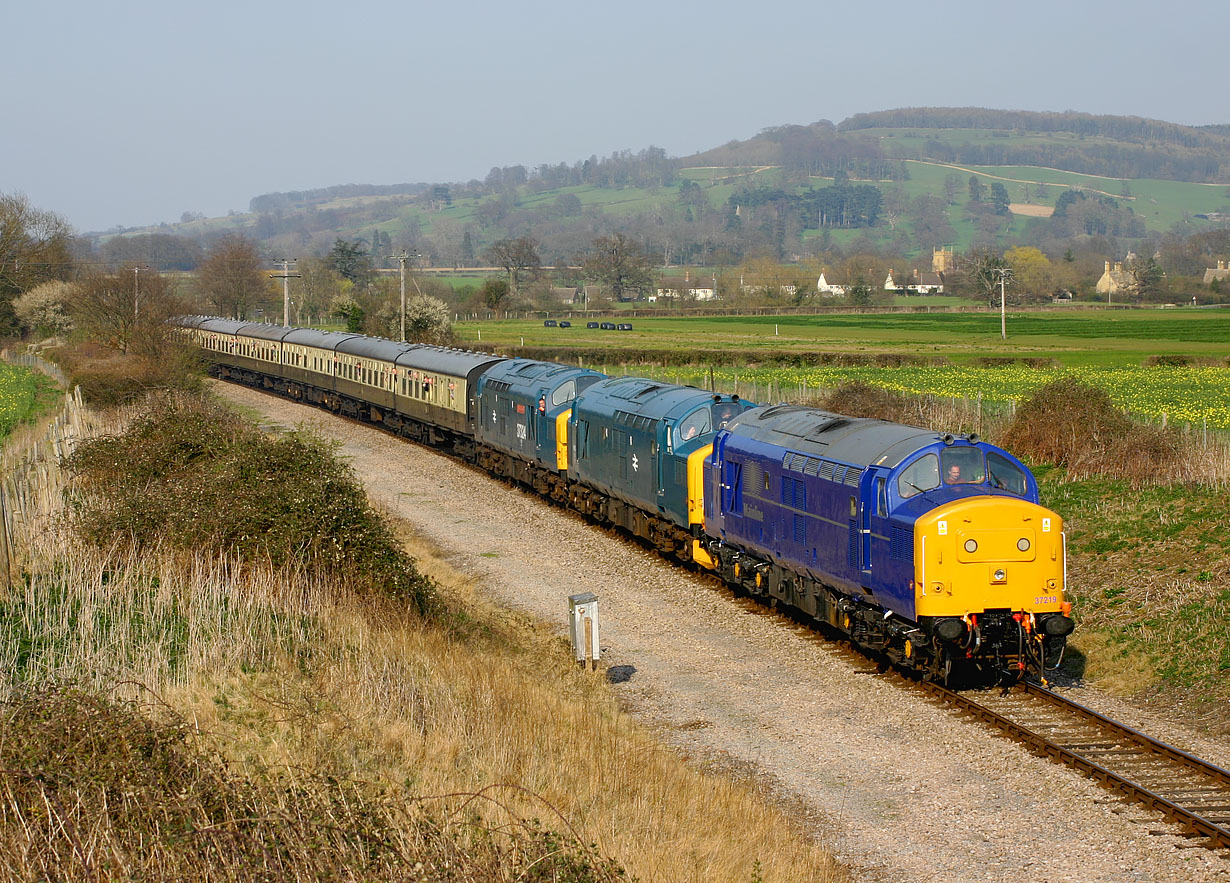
[0,380,841,882]
[463,312,1230,725]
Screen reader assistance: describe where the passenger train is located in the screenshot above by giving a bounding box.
[179,316,1074,684]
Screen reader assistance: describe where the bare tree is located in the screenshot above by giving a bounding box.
[196,234,267,319]
[582,233,653,302]
[70,267,181,355]
[484,236,540,296]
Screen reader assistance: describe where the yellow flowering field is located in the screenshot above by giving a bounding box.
[650,365,1230,430]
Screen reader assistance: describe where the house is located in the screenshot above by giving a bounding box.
[885,268,945,294]
[654,270,717,303]
[816,272,846,296]
[1203,261,1230,285]
[551,286,581,305]
[1096,260,1133,296]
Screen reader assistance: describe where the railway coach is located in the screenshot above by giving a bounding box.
[179,317,505,451]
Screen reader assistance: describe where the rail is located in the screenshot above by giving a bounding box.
[923,680,1230,850]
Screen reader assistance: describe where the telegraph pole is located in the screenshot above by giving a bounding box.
[270,259,300,326]
[132,266,151,320]
[392,250,422,342]
[993,267,1013,339]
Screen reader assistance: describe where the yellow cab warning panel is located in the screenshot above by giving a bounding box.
[555,410,572,471]
[913,496,1065,618]
[687,443,714,527]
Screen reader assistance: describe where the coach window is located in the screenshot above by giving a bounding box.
[877,478,888,516]
[897,453,939,499]
[987,452,1027,496]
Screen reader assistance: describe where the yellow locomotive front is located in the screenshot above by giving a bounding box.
[914,496,1074,682]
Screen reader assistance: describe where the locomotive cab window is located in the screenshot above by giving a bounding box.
[550,380,576,407]
[898,454,939,499]
[674,408,711,446]
[987,452,1027,496]
[711,401,741,431]
[942,447,985,485]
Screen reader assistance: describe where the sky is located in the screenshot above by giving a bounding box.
[3,0,1227,234]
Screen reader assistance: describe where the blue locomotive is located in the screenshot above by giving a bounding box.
[704,405,1072,682]
[179,317,1073,682]
[567,376,751,565]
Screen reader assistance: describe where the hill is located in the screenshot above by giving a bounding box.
[93,108,1230,276]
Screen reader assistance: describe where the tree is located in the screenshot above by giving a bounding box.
[582,233,654,302]
[943,173,963,206]
[295,258,346,326]
[331,295,364,332]
[0,193,74,334]
[197,234,267,319]
[1128,254,1164,301]
[70,267,180,355]
[479,278,510,313]
[13,280,76,337]
[402,294,453,345]
[966,248,1011,306]
[847,277,873,307]
[990,183,1011,216]
[326,238,374,288]
[484,237,540,295]
[968,176,986,203]
[1004,246,1053,299]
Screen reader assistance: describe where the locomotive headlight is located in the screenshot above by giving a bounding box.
[964,539,978,553]
[1017,537,1031,552]
[993,568,1007,582]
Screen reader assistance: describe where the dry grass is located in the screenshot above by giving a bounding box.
[0,395,842,882]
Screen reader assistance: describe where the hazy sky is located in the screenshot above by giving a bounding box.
[4,0,1226,233]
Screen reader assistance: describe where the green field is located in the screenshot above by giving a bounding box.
[457,308,1230,364]
[457,309,1230,429]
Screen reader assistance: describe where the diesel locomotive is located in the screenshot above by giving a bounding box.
[179,316,1073,684]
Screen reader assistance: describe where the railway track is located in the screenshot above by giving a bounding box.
[924,680,1230,851]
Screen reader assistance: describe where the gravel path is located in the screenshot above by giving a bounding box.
[217,382,1230,882]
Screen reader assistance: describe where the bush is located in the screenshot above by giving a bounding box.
[818,382,911,422]
[1004,376,1184,485]
[48,340,204,407]
[63,392,435,613]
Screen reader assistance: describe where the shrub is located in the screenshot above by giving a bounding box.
[819,382,911,422]
[47,340,204,407]
[63,392,435,613]
[1004,376,1185,485]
